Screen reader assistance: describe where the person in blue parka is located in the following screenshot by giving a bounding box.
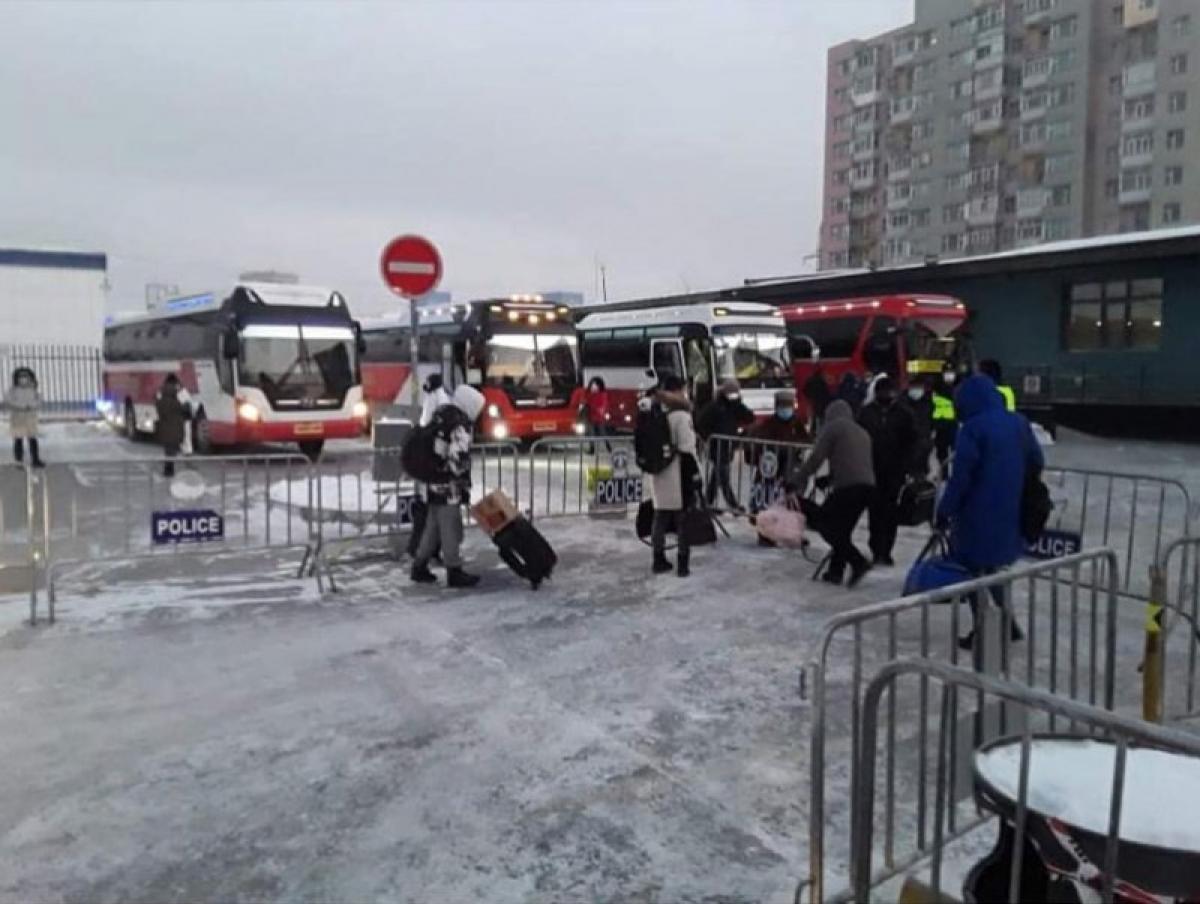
[936,373,1044,650]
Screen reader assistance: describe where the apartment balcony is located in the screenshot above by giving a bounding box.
[1016,223,1046,247]
[1121,111,1155,133]
[975,80,1004,102]
[853,116,879,134]
[892,39,916,67]
[972,115,1004,135]
[1024,4,1056,26]
[890,98,916,124]
[1122,61,1157,99]
[1020,102,1046,122]
[886,190,911,211]
[852,142,877,162]
[966,194,1001,226]
[1119,186,1152,205]
[852,82,883,107]
[887,160,912,183]
[1016,187,1050,216]
[1120,147,1154,169]
[850,170,877,190]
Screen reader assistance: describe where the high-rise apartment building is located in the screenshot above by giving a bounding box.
[818,0,1200,270]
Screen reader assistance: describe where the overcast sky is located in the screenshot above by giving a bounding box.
[1,0,909,316]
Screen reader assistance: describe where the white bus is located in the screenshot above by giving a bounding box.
[576,301,792,429]
[102,282,367,458]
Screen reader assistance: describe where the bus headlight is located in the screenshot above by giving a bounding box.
[487,403,501,418]
[352,401,370,419]
[491,422,509,440]
[237,401,262,422]
[573,423,586,435]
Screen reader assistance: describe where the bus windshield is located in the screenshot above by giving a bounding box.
[239,323,357,405]
[712,326,790,389]
[904,317,970,374]
[484,333,579,402]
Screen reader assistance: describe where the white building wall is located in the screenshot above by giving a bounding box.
[0,257,108,347]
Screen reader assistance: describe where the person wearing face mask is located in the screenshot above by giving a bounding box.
[695,378,755,512]
[931,371,958,479]
[857,377,919,566]
[907,378,935,478]
[748,389,811,525]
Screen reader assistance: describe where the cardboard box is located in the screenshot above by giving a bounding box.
[470,490,520,536]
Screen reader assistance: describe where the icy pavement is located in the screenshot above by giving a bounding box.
[0,514,923,903]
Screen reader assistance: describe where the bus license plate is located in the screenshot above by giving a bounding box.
[294,422,325,437]
[534,422,556,433]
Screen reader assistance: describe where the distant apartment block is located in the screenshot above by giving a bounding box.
[818,0,1200,269]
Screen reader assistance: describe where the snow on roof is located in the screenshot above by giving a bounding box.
[747,224,1200,288]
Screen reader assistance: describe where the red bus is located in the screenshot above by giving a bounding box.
[361,296,585,442]
[782,294,971,410]
[102,282,367,458]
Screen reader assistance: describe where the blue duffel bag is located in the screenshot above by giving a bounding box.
[903,532,974,597]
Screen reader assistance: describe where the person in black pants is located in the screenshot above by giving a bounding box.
[858,377,919,566]
[695,379,755,512]
[789,399,875,587]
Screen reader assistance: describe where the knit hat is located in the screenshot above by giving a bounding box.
[774,389,796,406]
[719,378,741,396]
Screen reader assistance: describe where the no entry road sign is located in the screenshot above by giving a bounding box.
[380,235,442,298]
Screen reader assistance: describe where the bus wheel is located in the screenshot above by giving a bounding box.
[124,400,138,440]
[299,440,324,462]
[192,412,212,455]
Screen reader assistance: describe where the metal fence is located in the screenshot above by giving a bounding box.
[849,659,1200,904]
[704,433,812,513]
[1145,536,1200,724]
[0,344,101,418]
[802,548,1125,904]
[1043,466,1192,600]
[524,435,639,520]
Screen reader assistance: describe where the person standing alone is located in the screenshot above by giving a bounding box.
[156,375,191,478]
[645,377,701,578]
[6,367,45,468]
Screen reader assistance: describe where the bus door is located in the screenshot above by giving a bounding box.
[684,336,714,408]
[650,339,685,388]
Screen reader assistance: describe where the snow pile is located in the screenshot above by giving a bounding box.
[976,738,1200,851]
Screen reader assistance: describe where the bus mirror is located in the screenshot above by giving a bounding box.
[644,368,656,380]
[223,331,240,359]
[354,326,367,355]
[789,337,818,361]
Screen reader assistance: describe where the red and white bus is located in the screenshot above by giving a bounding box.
[102,282,367,458]
[782,294,971,408]
[576,301,792,429]
[361,296,585,442]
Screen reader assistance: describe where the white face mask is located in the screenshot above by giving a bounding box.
[943,372,957,385]
[725,392,741,401]
[908,388,923,401]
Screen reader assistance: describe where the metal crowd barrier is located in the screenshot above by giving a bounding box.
[802,548,1124,904]
[1042,466,1192,600]
[525,435,638,520]
[35,453,318,622]
[704,433,812,513]
[1144,536,1200,724]
[302,441,521,585]
[849,659,1200,904]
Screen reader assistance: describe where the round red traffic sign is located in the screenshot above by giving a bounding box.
[380,235,443,298]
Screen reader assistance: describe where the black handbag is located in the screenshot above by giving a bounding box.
[680,507,718,546]
[897,478,937,527]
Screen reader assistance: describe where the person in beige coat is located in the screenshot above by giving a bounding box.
[6,367,44,468]
[645,376,700,577]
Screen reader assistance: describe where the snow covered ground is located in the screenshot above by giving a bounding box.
[1,421,1199,902]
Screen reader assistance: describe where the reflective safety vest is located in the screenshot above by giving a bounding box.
[997,384,1016,412]
[932,393,955,421]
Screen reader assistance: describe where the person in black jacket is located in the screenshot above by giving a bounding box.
[857,377,919,566]
[156,375,192,478]
[906,378,935,479]
[803,367,832,432]
[695,379,754,512]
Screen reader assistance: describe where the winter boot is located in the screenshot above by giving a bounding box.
[447,567,480,589]
[410,561,438,584]
[676,548,691,578]
[652,551,673,574]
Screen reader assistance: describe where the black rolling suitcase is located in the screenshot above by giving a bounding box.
[493,516,558,590]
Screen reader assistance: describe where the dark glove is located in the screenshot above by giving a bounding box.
[935,514,950,532]
[814,475,831,492]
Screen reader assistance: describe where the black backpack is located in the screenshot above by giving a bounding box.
[634,401,676,475]
[400,422,443,483]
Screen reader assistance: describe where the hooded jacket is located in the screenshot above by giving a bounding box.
[155,381,192,448]
[936,374,1044,570]
[791,400,875,491]
[425,384,485,503]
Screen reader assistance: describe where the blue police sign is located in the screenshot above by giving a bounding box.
[152,509,225,545]
[1026,528,1082,560]
[395,494,420,526]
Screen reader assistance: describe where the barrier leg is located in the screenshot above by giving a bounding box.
[1143,565,1166,722]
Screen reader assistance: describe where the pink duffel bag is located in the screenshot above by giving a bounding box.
[754,502,806,549]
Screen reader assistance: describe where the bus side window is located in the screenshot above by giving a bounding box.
[865,316,899,376]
